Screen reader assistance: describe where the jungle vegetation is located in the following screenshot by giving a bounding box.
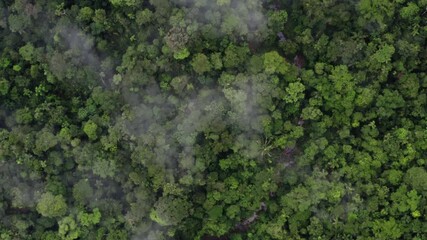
[0,0,427,239]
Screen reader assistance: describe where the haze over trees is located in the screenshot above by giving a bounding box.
[0,0,427,239]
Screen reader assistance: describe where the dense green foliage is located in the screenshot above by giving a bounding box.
[1,0,427,239]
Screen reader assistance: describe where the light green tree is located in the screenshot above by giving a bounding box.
[36,192,68,218]
[263,51,288,74]
[191,53,211,74]
[150,196,191,226]
[283,82,305,103]
[83,120,98,140]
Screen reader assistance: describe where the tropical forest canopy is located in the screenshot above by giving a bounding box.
[0,0,427,239]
